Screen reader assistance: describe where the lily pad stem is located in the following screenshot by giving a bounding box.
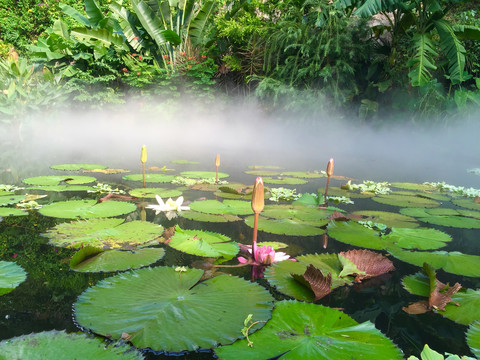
[243,320,267,347]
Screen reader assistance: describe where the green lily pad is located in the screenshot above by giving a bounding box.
[372,194,440,208]
[171,160,199,164]
[262,177,308,185]
[51,163,108,171]
[44,218,163,249]
[319,186,375,198]
[0,261,27,296]
[351,210,419,228]
[265,254,353,301]
[281,171,324,178]
[70,247,165,272]
[257,241,288,250]
[0,195,25,206]
[383,227,451,250]
[180,171,229,179]
[26,185,95,192]
[245,215,326,236]
[129,188,183,198]
[401,207,480,229]
[407,344,476,360]
[39,200,137,219]
[402,273,480,325]
[122,174,176,183]
[390,190,450,202]
[214,300,403,360]
[327,221,385,249]
[74,267,273,353]
[244,170,281,176]
[0,330,144,359]
[388,247,480,277]
[248,165,283,170]
[262,204,333,224]
[467,321,480,358]
[0,208,28,217]
[452,198,480,211]
[391,182,435,191]
[23,175,97,186]
[189,200,252,216]
[168,226,239,258]
[180,211,242,222]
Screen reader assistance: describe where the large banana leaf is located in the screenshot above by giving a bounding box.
[60,3,91,27]
[85,0,105,28]
[109,2,145,51]
[131,0,181,49]
[434,19,466,85]
[454,25,480,41]
[353,0,399,18]
[188,1,215,47]
[408,33,438,87]
[71,28,126,47]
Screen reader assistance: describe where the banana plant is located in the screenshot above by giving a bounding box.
[344,0,480,87]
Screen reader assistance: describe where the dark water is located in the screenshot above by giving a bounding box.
[0,112,479,359]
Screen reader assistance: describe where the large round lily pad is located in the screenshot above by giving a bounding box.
[262,204,333,223]
[189,199,252,216]
[122,174,176,183]
[26,185,95,192]
[282,171,324,178]
[403,274,480,325]
[351,210,419,228]
[383,227,451,250]
[245,215,326,236]
[168,226,239,258]
[453,198,480,211]
[180,171,229,179]
[262,177,308,185]
[0,195,25,206]
[372,194,440,208]
[70,247,165,272]
[327,221,385,249]
[0,208,28,217]
[0,261,27,296]
[180,211,241,223]
[51,163,108,171]
[39,200,137,219]
[22,175,96,186]
[390,182,436,191]
[129,188,183,199]
[44,218,163,249]
[214,300,403,360]
[265,254,353,302]
[467,321,480,358]
[0,330,144,359]
[74,267,274,353]
[388,247,480,277]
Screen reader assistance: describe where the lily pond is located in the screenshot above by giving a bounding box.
[1,151,480,360]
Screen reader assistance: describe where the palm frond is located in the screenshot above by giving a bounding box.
[188,1,216,47]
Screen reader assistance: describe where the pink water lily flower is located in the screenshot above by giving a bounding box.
[238,245,292,266]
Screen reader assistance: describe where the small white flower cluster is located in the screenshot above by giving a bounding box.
[171,177,228,186]
[327,196,354,205]
[88,183,126,194]
[424,182,480,198]
[0,184,24,192]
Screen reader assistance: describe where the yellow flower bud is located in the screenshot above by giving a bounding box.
[215,153,220,167]
[141,145,147,163]
[251,177,264,214]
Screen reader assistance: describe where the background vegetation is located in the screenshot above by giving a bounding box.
[1,0,480,127]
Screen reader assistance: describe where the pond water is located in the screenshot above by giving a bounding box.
[0,108,479,359]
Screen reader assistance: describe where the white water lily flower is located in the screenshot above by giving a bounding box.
[146,195,190,220]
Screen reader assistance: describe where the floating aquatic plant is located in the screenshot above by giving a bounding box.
[351,210,419,228]
[0,330,144,359]
[74,267,274,353]
[214,300,403,360]
[168,226,239,259]
[268,187,301,202]
[122,174,176,183]
[172,176,228,186]
[400,207,480,229]
[43,218,164,249]
[180,171,229,179]
[372,193,440,208]
[0,207,28,216]
[261,176,308,185]
[128,187,182,199]
[327,195,354,204]
[146,195,190,220]
[0,261,27,296]
[424,182,480,198]
[39,200,137,219]
[338,249,395,282]
[0,184,23,193]
[23,175,97,186]
[70,246,165,272]
[189,199,252,216]
[467,321,480,358]
[0,194,26,207]
[88,183,126,194]
[342,180,391,195]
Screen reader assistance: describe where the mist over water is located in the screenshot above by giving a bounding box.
[3,97,480,188]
